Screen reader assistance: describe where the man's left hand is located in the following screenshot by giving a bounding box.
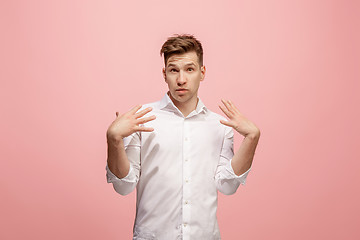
[219,99,260,138]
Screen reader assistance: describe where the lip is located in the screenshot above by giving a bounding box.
[176,88,188,92]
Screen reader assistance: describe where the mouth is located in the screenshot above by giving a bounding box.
[176,88,188,92]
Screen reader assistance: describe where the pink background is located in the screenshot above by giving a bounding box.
[1,0,359,239]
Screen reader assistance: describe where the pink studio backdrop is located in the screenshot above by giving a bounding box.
[1,0,359,239]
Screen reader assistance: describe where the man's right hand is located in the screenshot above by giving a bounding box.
[106,105,156,142]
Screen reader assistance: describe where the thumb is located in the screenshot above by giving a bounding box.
[220,119,232,127]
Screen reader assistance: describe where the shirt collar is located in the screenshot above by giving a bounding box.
[158,92,208,116]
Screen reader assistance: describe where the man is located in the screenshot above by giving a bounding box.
[105,34,260,240]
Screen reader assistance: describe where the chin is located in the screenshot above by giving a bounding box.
[174,96,187,102]
[170,92,188,102]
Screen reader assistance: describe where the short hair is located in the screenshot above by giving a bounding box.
[160,34,203,67]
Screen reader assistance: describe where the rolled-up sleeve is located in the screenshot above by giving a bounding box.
[105,131,141,196]
[214,126,251,195]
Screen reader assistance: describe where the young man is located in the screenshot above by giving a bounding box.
[106,34,260,240]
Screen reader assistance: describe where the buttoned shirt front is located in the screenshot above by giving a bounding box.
[106,92,251,240]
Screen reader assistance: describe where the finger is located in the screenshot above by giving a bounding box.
[134,107,153,119]
[129,105,142,115]
[218,105,232,118]
[136,115,156,124]
[227,100,237,111]
[220,119,233,127]
[135,126,155,132]
[116,112,119,117]
[221,99,235,114]
[228,100,242,115]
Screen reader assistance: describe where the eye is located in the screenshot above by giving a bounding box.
[187,68,194,71]
[170,69,178,72]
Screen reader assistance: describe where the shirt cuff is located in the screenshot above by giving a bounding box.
[105,164,134,183]
[225,158,252,185]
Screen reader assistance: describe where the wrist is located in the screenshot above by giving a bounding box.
[245,130,260,140]
[106,133,124,145]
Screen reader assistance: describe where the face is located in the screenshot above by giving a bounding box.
[162,51,206,106]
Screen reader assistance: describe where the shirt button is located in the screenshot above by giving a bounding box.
[183,223,187,227]
[185,200,188,204]
[185,137,188,141]
[185,179,189,183]
[185,158,188,162]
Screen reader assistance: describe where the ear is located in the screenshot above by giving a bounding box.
[200,65,206,81]
[162,67,167,82]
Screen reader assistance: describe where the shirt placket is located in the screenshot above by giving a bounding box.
[182,117,191,240]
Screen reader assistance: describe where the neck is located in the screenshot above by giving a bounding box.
[168,92,198,117]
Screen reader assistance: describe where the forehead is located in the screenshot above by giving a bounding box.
[166,51,199,67]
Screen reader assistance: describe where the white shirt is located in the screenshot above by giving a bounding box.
[106,92,251,240]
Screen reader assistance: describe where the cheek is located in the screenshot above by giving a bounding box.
[165,78,175,88]
[168,76,177,83]
[192,75,202,85]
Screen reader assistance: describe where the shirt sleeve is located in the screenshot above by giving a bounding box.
[214,126,252,195]
[105,131,141,196]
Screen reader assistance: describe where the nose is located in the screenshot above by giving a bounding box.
[177,70,186,86]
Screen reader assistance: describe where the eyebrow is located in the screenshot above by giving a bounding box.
[167,63,197,67]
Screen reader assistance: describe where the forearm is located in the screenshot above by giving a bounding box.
[231,132,260,176]
[107,137,130,179]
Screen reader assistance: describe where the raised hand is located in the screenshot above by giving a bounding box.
[107,105,156,141]
[219,99,260,138]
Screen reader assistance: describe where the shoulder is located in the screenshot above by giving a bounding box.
[201,108,233,135]
[205,108,233,135]
[205,108,228,122]
[139,99,162,111]
[136,98,164,118]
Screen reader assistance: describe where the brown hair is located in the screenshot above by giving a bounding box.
[160,34,203,67]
